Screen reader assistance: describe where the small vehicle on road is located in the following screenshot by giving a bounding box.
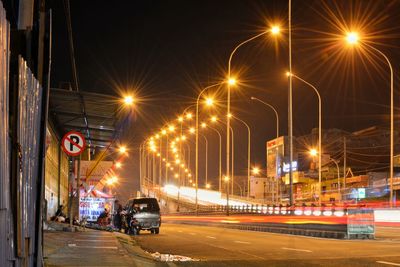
[125,197,161,235]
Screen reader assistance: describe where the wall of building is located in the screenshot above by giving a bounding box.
[45,125,69,219]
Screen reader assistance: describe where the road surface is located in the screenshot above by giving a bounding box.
[133,223,400,266]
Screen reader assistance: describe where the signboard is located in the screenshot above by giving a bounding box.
[61,131,86,156]
[357,188,366,199]
[266,136,285,178]
[283,161,298,173]
[79,197,107,222]
[347,209,375,236]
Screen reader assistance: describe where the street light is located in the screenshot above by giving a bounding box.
[211,116,235,195]
[226,26,280,212]
[118,146,127,154]
[203,122,222,192]
[123,96,134,105]
[250,97,280,139]
[345,31,394,207]
[231,115,251,198]
[195,82,224,215]
[115,162,122,168]
[290,72,322,206]
[252,167,260,175]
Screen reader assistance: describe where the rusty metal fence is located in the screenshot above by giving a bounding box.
[0,1,11,266]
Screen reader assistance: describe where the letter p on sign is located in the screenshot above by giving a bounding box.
[61,131,86,157]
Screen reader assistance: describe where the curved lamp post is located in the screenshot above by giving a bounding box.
[290,73,322,206]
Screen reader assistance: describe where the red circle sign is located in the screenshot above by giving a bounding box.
[61,131,86,156]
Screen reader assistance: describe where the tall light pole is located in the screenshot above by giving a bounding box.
[195,82,223,215]
[211,117,234,197]
[345,33,394,207]
[231,115,251,198]
[204,122,222,192]
[226,26,280,209]
[288,0,294,207]
[200,133,209,187]
[250,97,279,139]
[290,73,322,205]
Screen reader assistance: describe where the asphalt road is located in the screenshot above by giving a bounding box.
[133,224,400,266]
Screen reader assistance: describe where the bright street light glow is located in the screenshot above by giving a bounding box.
[206,183,211,189]
[168,125,175,132]
[205,97,214,106]
[346,32,359,44]
[228,78,236,85]
[310,148,318,157]
[223,176,230,182]
[178,116,183,122]
[115,162,122,168]
[186,113,193,119]
[189,127,195,134]
[123,96,134,105]
[252,167,260,175]
[210,116,217,122]
[119,146,127,154]
[201,122,207,128]
[271,25,280,35]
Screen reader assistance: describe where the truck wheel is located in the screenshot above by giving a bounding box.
[155,228,159,234]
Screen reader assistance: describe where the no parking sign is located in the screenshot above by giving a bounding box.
[61,131,86,157]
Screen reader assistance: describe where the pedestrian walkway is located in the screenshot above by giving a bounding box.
[44,227,159,267]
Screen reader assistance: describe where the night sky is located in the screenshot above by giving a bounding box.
[50,0,400,201]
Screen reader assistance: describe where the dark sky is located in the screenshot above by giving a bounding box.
[50,0,400,201]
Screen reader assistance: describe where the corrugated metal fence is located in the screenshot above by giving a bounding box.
[16,56,43,266]
[0,1,11,266]
[0,1,44,266]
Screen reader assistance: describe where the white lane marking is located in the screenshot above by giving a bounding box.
[68,244,118,249]
[282,247,312,253]
[189,233,196,235]
[177,230,183,233]
[206,236,216,239]
[73,239,117,242]
[234,241,251,244]
[377,261,400,266]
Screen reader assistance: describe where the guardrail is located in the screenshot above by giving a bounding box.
[165,202,348,217]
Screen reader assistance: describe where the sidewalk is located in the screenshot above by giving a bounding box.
[44,225,161,267]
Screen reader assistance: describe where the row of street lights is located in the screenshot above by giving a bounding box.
[140,18,395,208]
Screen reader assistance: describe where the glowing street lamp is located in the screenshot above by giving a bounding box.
[309,149,318,157]
[115,162,122,168]
[123,96,134,105]
[205,97,214,106]
[271,25,280,35]
[226,26,281,210]
[346,32,359,45]
[344,31,394,207]
[252,167,260,175]
[119,146,127,154]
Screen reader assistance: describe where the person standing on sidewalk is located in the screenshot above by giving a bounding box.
[113,200,123,231]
